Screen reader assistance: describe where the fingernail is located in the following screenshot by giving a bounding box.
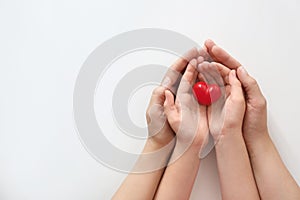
[239,66,248,75]
[183,47,198,60]
[189,59,197,68]
[162,76,171,87]
[231,70,236,77]
[206,39,216,46]
[197,56,204,63]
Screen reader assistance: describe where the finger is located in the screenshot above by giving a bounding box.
[211,46,241,69]
[237,66,265,100]
[148,86,165,106]
[212,62,231,77]
[205,39,241,69]
[198,62,227,107]
[177,59,198,94]
[161,48,199,89]
[197,56,204,64]
[228,70,243,98]
[163,89,176,116]
[183,47,200,61]
[212,62,231,84]
[225,85,231,97]
[204,39,218,61]
[202,44,208,52]
[198,101,207,119]
[207,62,225,86]
[197,61,215,84]
[197,72,205,82]
[204,39,216,50]
[199,47,213,62]
[197,62,226,91]
[205,63,227,109]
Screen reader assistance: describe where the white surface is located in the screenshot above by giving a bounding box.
[0,0,300,199]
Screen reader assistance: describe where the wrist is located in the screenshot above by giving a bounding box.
[214,126,243,141]
[174,136,206,160]
[169,139,202,162]
[215,129,243,145]
[147,126,175,149]
[243,130,273,159]
[243,128,269,145]
[132,138,175,172]
[145,136,175,152]
[176,133,206,150]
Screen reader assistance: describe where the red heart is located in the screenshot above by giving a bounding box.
[192,82,221,106]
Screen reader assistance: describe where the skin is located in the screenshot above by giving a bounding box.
[204,39,300,200]
[114,40,300,199]
[198,62,260,200]
[112,48,199,200]
[154,59,209,200]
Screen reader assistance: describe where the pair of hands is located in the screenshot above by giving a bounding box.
[114,39,300,200]
[146,39,267,157]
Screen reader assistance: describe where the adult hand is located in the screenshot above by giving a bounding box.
[204,39,300,200]
[204,40,268,146]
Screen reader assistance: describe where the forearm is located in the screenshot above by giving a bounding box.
[112,138,174,200]
[154,141,201,200]
[215,131,260,200]
[246,132,300,200]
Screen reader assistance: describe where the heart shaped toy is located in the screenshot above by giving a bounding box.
[192,81,221,106]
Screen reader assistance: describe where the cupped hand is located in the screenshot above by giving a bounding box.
[204,39,268,144]
[198,61,246,140]
[163,59,209,151]
[146,48,199,147]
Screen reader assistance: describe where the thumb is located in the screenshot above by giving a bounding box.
[229,70,243,98]
[163,90,175,117]
[236,66,265,101]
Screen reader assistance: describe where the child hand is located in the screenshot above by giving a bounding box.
[146,48,200,148]
[163,59,209,153]
[198,62,245,140]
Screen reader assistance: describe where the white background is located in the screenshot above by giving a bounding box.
[1,0,300,199]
